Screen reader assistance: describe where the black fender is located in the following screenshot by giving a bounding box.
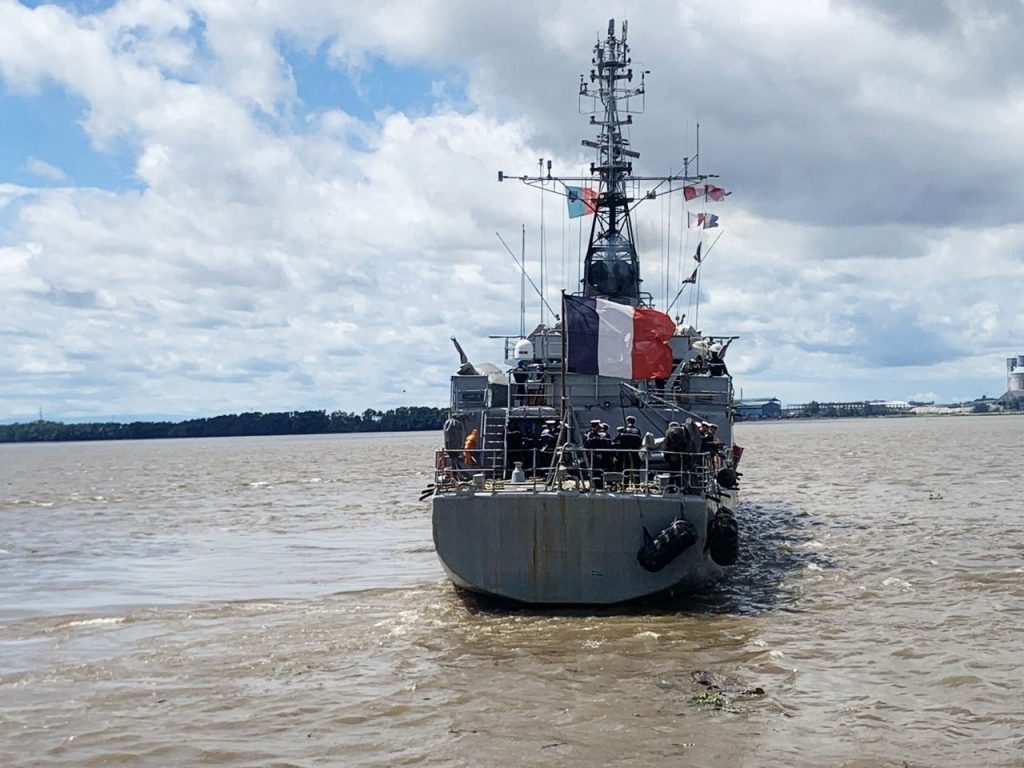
[637,517,699,572]
[707,506,740,566]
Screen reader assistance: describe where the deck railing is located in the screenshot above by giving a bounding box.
[433,446,722,496]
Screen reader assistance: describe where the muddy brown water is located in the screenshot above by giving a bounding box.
[2,416,1022,766]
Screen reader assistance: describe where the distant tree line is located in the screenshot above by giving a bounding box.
[0,407,447,443]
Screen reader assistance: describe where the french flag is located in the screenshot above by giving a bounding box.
[564,295,676,379]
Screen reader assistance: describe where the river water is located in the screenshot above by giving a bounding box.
[1,416,1022,767]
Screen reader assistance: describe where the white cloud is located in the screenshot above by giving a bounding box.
[23,158,67,182]
[1,0,1023,420]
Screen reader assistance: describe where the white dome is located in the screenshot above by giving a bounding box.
[514,338,535,361]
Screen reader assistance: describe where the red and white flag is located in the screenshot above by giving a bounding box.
[706,184,730,201]
[683,184,730,201]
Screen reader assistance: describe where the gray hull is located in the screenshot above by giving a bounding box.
[432,489,729,604]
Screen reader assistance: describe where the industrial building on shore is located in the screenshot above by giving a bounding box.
[735,398,783,420]
[1000,355,1024,409]
[736,354,1024,420]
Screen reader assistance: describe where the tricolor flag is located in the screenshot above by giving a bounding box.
[682,267,698,285]
[687,212,720,229]
[564,295,675,379]
[566,186,598,218]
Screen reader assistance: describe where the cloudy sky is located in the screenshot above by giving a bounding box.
[2,0,1023,421]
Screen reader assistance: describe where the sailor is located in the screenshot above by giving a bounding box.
[597,422,613,472]
[612,426,626,471]
[583,419,606,486]
[511,359,529,405]
[682,418,705,490]
[598,423,614,473]
[443,412,465,474]
[708,343,729,377]
[664,421,686,484]
[700,421,724,465]
[537,419,558,472]
[619,415,643,474]
[462,428,479,469]
[698,420,712,445]
[583,419,600,453]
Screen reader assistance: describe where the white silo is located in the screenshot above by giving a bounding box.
[1007,356,1024,402]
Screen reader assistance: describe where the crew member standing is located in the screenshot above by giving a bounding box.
[700,421,724,468]
[708,341,731,377]
[443,413,465,474]
[462,428,479,471]
[537,419,557,475]
[619,415,643,476]
[597,423,612,473]
[663,421,686,486]
[583,419,606,488]
[511,359,529,405]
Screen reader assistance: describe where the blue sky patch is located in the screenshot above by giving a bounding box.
[279,37,468,123]
[0,83,141,192]
[17,0,117,11]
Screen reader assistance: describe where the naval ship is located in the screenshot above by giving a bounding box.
[429,20,742,604]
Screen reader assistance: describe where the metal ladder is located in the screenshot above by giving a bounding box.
[481,411,507,479]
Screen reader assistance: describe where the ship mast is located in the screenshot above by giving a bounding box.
[578,18,644,306]
[499,18,711,311]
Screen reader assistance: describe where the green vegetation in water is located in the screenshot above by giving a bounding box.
[692,691,730,710]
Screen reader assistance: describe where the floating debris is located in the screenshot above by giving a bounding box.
[689,669,766,711]
[693,690,729,709]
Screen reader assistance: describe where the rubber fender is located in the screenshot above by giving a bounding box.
[455,483,474,496]
[637,518,699,572]
[716,467,739,490]
[707,507,740,566]
[663,484,681,496]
